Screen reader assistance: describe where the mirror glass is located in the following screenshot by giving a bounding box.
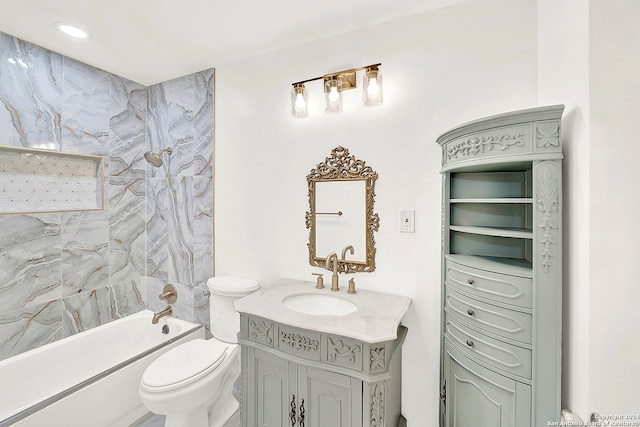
[314,180,366,263]
[306,146,379,273]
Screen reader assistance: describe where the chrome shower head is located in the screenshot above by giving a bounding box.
[144,147,172,167]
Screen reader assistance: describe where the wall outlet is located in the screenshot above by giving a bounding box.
[400,209,415,232]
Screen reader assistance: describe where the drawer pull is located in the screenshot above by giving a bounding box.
[466,339,474,347]
[467,308,475,316]
[466,277,475,285]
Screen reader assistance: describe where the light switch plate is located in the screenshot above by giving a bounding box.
[400,209,415,232]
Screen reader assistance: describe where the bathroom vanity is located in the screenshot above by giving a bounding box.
[437,105,564,426]
[235,278,411,427]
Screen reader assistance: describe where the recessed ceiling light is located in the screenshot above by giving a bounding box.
[55,22,89,39]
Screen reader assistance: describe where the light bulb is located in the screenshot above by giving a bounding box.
[367,78,379,97]
[328,87,340,102]
[294,93,306,111]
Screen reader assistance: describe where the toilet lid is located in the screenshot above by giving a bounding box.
[141,339,228,390]
[207,276,259,297]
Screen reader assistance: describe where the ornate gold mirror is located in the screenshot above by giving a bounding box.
[305,146,379,273]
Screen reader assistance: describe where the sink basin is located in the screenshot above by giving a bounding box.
[282,293,358,316]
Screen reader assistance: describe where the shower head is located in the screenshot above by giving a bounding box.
[144,147,172,167]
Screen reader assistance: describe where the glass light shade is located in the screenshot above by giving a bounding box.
[363,67,383,106]
[324,78,343,113]
[291,84,308,118]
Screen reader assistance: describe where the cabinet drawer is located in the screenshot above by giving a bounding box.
[445,317,531,380]
[445,286,532,344]
[445,259,532,309]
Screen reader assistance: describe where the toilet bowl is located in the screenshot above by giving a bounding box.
[139,276,259,427]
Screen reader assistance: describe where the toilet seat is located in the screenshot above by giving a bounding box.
[141,339,229,393]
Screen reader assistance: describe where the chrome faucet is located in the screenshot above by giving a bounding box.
[152,305,172,324]
[325,252,340,291]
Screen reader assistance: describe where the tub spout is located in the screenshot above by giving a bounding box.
[152,306,172,324]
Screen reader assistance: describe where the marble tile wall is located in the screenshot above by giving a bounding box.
[145,70,214,327]
[0,31,214,361]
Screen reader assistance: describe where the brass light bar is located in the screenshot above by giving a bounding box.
[290,63,383,117]
[292,63,382,91]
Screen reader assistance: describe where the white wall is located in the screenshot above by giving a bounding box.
[539,0,640,419]
[588,0,640,415]
[215,0,537,424]
[537,0,591,417]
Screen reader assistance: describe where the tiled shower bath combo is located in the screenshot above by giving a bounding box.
[0,31,215,425]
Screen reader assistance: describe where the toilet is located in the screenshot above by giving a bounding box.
[139,276,259,427]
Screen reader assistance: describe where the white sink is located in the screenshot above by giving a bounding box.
[282,293,358,316]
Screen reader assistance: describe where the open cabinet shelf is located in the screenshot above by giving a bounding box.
[450,198,533,204]
[450,225,533,239]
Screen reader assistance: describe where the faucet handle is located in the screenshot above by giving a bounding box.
[347,278,356,294]
[159,284,177,304]
[312,273,324,289]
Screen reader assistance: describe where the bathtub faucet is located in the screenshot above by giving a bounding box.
[152,305,173,324]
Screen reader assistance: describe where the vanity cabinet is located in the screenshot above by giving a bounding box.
[436,105,564,427]
[239,314,406,427]
[245,347,362,426]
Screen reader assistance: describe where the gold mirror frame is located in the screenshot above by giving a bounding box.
[305,146,379,273]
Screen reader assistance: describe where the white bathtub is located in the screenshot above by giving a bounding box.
[0,310,204,427]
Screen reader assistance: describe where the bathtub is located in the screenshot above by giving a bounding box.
[0,310,204,427]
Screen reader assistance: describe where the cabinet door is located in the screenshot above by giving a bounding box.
[246,348,297,427]
[444,343,530,427]
[297,365,363,427]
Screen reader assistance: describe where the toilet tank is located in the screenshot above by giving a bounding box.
[207,276,259,343]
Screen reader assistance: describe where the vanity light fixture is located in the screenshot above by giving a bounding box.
[55,22,89,39]
[290,63,382,118]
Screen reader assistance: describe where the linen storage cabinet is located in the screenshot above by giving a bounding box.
[436,105,564,427]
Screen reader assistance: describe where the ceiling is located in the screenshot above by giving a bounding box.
[0,0,466,86]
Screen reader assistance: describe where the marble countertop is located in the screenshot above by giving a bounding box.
[233,277,412,344]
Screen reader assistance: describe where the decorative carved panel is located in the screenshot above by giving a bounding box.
[535,122,560,148]
[248,318,273,346]
[446,133,525,160]
[370,346,386,373]
[370,382,385,426]
[536,161,559,272]
[279,331,319,352]
[326,336,362,367]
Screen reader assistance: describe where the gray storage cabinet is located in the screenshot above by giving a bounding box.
[436,105,564,427]
[239,314,406,427]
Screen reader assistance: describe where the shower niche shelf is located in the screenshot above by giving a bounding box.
[0,145,104,214]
